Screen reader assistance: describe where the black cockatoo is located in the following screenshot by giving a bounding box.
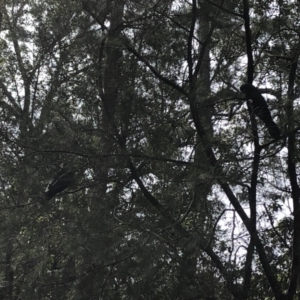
[45,163,73,200]
[240,83,281,139]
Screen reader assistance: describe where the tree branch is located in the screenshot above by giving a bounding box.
[286,51,300,300]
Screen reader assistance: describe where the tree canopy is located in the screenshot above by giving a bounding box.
[0,0,300,299]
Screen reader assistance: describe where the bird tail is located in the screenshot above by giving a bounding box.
[40,193,50,204]
[267,121,281,139]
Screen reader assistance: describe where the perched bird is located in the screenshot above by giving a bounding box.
[44,163,73,200]
[240,83,281,139]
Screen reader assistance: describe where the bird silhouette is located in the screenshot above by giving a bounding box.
[44,163,73,201]
[240,83,281,139]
